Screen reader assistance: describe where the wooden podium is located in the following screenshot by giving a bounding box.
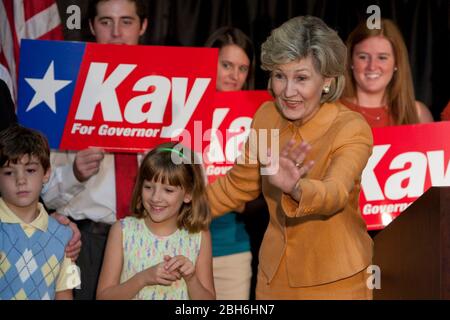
[373,187,450,299]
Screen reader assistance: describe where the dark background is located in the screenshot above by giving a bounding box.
[57,0,449,120]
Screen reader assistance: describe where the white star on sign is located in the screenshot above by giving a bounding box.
[25,61,72,113]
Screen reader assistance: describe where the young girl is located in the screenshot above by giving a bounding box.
[96,143,215,300]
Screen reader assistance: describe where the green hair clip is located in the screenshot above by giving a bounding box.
[157,147,187,160]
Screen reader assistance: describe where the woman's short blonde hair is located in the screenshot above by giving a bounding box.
[261,15,347,103]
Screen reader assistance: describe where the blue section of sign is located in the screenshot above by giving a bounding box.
[17,39,85,149]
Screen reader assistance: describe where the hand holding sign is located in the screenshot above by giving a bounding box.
[73,147,105,182]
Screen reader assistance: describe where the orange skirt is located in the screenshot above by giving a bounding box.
[256,255,372,300]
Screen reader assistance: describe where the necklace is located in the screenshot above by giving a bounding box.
[351,97,388,121]
[355,105,388,121]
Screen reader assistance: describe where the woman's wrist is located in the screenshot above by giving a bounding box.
[289,181,302,202]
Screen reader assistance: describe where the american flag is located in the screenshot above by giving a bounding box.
[0,0,63,103]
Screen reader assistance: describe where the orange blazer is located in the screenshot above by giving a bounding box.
[207,101,374,287]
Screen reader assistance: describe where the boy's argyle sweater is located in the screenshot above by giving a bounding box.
[0,217,71,300]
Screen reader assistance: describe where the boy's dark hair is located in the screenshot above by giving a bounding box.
[88,0,148,26]
[0,124,50,171]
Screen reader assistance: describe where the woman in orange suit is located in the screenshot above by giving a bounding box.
[206,15,374,299]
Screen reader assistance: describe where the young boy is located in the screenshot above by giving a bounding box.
[0,125,81,299]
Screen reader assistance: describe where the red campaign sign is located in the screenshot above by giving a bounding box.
[60,43,218,153]
[361,122,450,230]
[201,90,272,184]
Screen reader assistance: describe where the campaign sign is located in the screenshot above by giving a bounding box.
[361,121,450,230]
[17,39,218,153]
[201,90,272,184]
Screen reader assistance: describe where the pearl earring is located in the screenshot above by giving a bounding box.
[323,86,330,94]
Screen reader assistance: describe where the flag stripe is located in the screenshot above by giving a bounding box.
[0,0,18,98]
[0,0,63,102]
[25,3,61,39]
[13,0,25,40]
[23,0,54,21]
[38,25,63,41]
